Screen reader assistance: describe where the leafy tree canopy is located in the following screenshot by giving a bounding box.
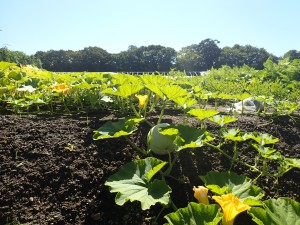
[1,38,299,72]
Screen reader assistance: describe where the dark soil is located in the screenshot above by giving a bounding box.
[0,110,299,225]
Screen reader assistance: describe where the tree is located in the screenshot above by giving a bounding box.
[77,47,112,71]
[283,50,300,61]
[140,45,176,71]
[114,46,144,72]
[114,45,176,72]
[176,38,221,71]
[35,50,72,71]
[35,47,112,72]
[176,44,201,71]
[0,47,42,67]
[217,44,270,69]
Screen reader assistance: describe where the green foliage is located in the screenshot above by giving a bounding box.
[1,59,300,224]
[219,128,244,142]
[148,124,214,154]
[164,203,222,225]
[176,38,221,71]
[161,85,190,101]
[248,198,300,225]
[93,118,143,140]
[102,83,144,98]
[200,171,264,205]
[105,157,171,210]
[277,157,300,177]
[209,115,237,127]
[244,132,279,146]
[216,44,270,69]
[0,47,42,68]
[263,58,300,82]
[170,125,214,151]
[187,108,219,121]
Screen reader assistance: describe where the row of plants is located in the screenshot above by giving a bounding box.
[92,109,300,224]
[0,60,299,116]
[1,60,299,224]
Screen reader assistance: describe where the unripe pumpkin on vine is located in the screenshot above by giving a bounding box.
[147,123,175,155]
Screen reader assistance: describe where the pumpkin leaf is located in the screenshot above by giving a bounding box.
[93,118,143,140]
[248,198,300,225]
[200,171,264,205]
[105,157,170,210]
[102,83,144,98]
[188,108,219,121]
[209,115,237,127]
[164,203,222,225]
[219,128,244,142]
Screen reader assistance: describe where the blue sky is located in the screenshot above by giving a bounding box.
[1,0,299,57]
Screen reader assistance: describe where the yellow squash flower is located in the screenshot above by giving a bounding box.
[136,94,148,109]
[193,186,209,205]
[52,83,72,96]
[212,193,251,225]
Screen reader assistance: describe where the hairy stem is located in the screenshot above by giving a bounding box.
[125,136,148,155]
[204,142,260,172]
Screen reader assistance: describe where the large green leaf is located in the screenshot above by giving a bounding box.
[175,125,213,151]
[93,118,143,140]
[73,81,93,89]
[277,157,300,176]
[102,83,144,98]
[161,85,190,101]
[188,109,219,121]
[209,115,237,127]
[219,128,244,142]
[281,157,300,169]
[111,73,142,85]
[248,198,300,225]
[234,92,251,100]
[216,93,235,100]
[140,75,173,99]
[164,203,222,225]
[172,96,197,109]
[160,125,214,151]
[105,157,171,210]
[8,71,23,80]
[200,171,264,204]
[244,132,279,146]
[144,83,164,99]
[252,144,282,160]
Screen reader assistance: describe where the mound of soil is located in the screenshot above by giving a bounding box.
[0,111,299,225]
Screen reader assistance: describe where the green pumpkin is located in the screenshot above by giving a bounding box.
[147,123,175,155]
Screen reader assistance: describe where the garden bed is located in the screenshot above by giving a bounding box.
[0,111,299,225]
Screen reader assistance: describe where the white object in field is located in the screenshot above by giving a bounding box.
[233,97,264,112]
[147,123,175,155]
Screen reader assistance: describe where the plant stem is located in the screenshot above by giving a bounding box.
[170,199,178,211]
[204,142,260,172]
[129,101,154,127]
[152,205,167,225]
[124,136,148,155]
[130,101,140,117]
[163,152,178,176]
[157,100,167,124]
[252,172,263,183]
[230,141,238,170]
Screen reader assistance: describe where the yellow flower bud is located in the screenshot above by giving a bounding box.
[193,186,209,205]
[136,94,148,109]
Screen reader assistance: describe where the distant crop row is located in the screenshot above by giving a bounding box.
[0,59,299,116]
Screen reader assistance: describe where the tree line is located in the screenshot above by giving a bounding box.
[1,38,300,72]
